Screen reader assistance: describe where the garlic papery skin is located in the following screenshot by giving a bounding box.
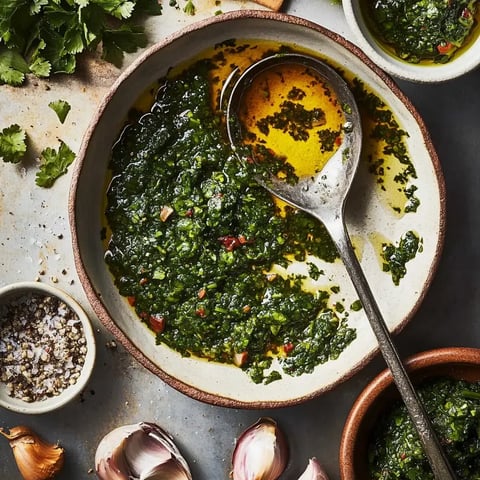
[0,426,64,480]
[95,422,191,480]
[231,417,289,480]
[298,458,329,480]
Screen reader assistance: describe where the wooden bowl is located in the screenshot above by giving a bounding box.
[339,347,480,479]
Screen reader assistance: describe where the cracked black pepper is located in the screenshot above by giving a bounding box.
[0,292,87,402]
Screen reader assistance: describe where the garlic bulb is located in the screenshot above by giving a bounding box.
[95,421,192,480]
[0,426,64,480]
[231,417,289,480]
[298,458,330,480]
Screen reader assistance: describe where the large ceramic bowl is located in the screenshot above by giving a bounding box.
[69,11,445,408]
[339,347,480,479]
[343,0,480,82]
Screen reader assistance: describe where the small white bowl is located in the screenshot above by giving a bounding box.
[343,0,480,82]
[0,282,96,414]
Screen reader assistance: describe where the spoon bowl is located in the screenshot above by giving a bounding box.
[227,53,362,218]
[226,53,456,479]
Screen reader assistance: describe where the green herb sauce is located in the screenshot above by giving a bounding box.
[364,0,479,64]
[104,40,420,382]
[382,231,422,285]
[369,378,480,479]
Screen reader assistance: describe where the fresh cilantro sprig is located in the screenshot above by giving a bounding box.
[1,123,75,187]
[0,124,27,163]
[0,0,163,86]
[36,140,75,187]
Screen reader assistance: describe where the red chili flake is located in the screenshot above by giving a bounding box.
[218,235,252,251]
[218,235,242,251]
[139,277,148,286]
[195,307,207,317]
[283,342,294,354]
[198,288,207,299]
[437,42,453,54]
[127,296,136,306]
[238,234,249,244]
[461,7,472,18]
[139,311,148,319]
[185,208,194,217]
[149,314,166,333]
[335,136,342,146]
[242,305,251,313]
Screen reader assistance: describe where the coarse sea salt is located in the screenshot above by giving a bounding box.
[0,292,87,402]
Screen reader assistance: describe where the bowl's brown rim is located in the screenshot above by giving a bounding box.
[68,9,447,409]
[339,347,480,480]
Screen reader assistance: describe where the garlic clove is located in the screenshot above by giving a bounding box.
[298,457,329,480]
[96,436,130,480]
[123,426,172,476]
[231,417,289,480]
[95,422,191,480]
[0,426,64,480]
[140,457,192,480]
[95,424,137,480]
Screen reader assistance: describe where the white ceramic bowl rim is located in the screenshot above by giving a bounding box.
[342,0,480,82]
[0,281,96,414]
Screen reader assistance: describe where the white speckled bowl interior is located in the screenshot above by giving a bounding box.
[343,0,480,82]
[69,11,445,408]
[0,282,96,414]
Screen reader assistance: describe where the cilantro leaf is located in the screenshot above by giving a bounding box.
[0,124,27,164]
[102,25,147,67]
[97,0,136,19]
[48,99,71,124]
[0,0,163,86]
[0,47,29,85]
[36,140,75,187]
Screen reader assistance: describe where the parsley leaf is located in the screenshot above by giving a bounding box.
[36,140,75,187]
[48,99,71,124]
[0,124,27,163]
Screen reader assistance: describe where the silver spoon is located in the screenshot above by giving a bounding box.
[226,53,456,480]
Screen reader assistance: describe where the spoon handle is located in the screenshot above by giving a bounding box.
[325,215,457,480]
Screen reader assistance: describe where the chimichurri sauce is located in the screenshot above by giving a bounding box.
[105,59,356,383]
[369,378,480,479]
[104,41,420,383]
[365,0,479,63]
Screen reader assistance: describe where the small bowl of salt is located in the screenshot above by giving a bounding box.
[0,282,96,414]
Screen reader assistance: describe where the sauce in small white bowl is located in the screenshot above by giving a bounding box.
[343,0,480,82]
